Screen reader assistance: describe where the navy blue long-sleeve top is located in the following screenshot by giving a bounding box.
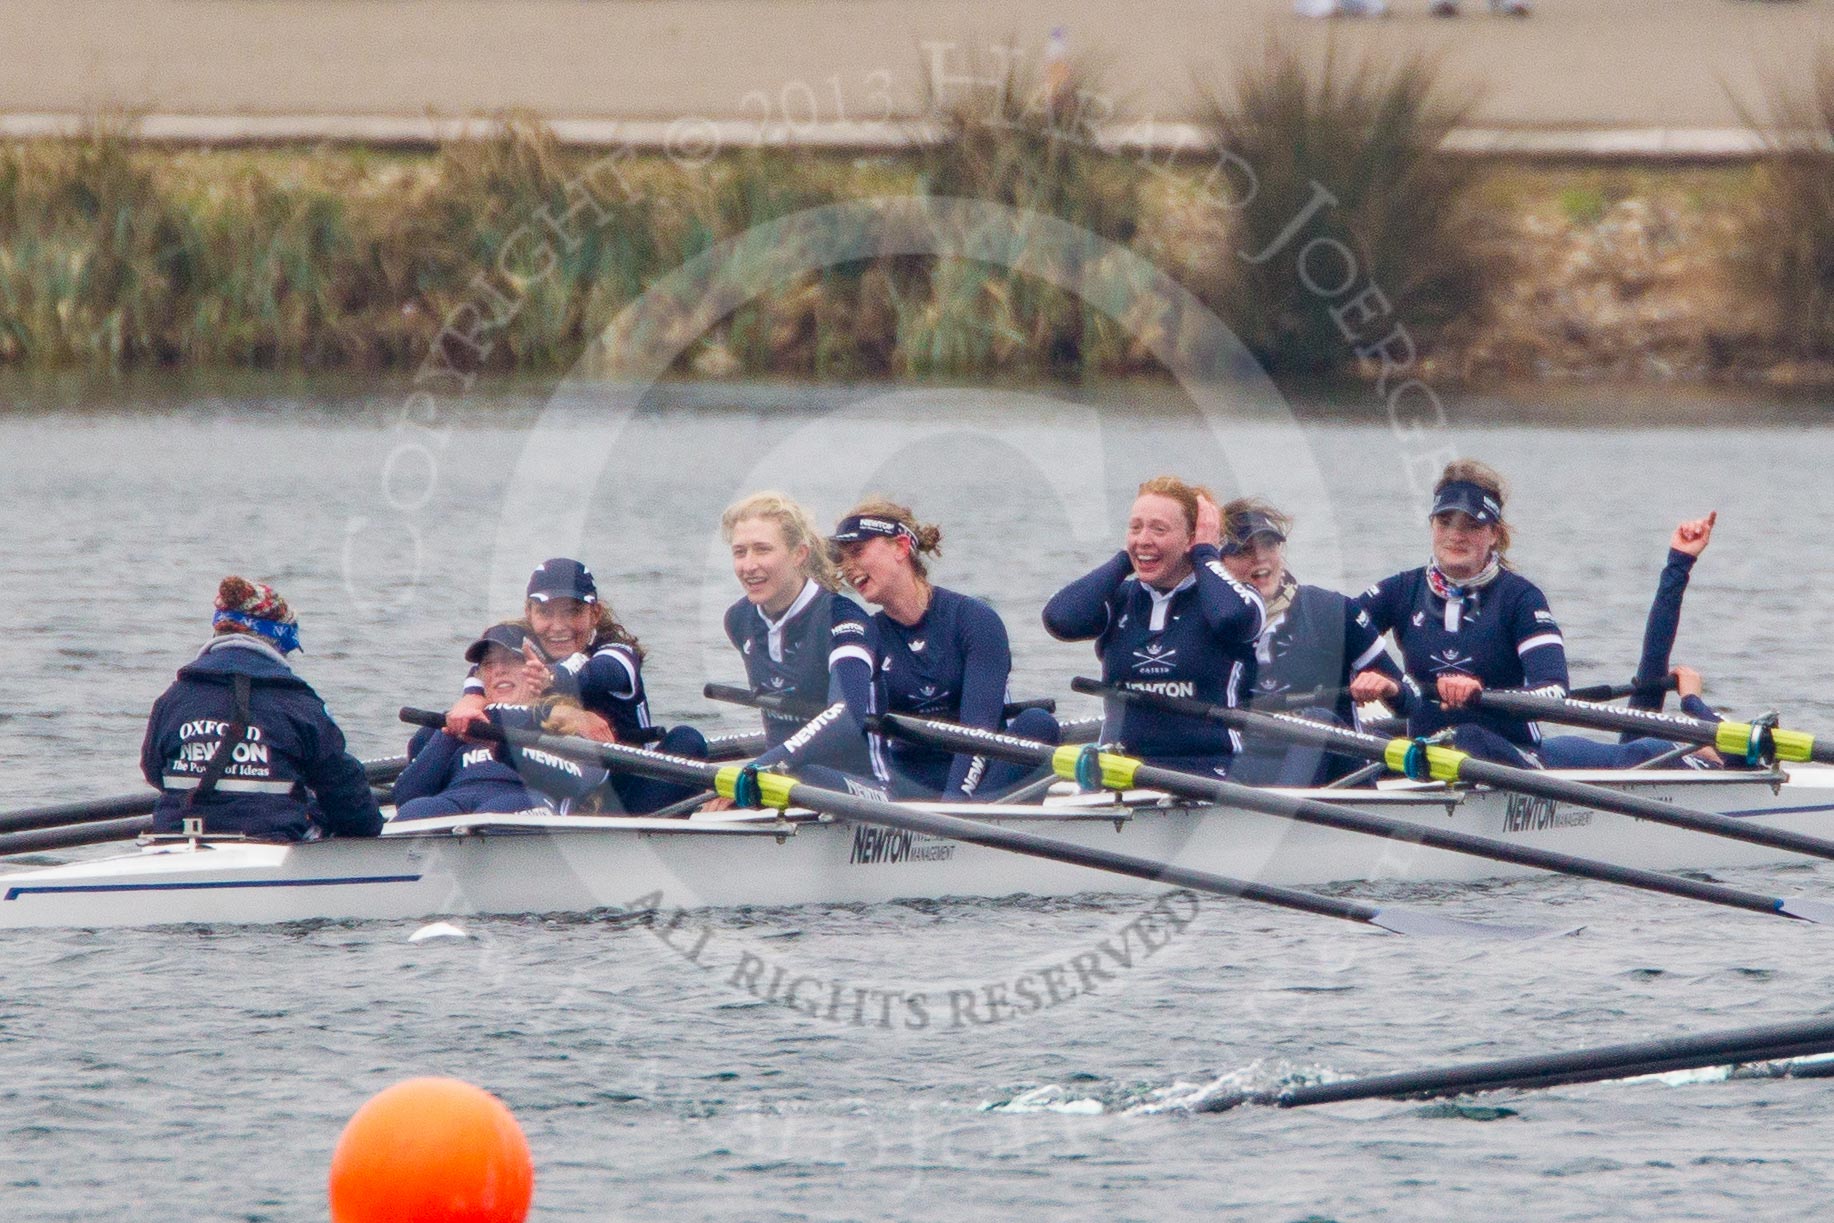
[1043,547,1265,768]
[393,704,609,813]
[723,581,877,773]
[1356,566,1569,747]
[872,586,1016,800]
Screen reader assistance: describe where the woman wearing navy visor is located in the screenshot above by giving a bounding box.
[442,557,707,812]
[826,498,1058,801]
[1043,475,1265,778]
[1349,460,1568,766]
[710,491,876,791]
[1216,497,1398,786]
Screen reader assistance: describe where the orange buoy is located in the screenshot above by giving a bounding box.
[328,1077,534,1223]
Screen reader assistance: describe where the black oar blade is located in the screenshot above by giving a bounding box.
[1371,908,1577,940]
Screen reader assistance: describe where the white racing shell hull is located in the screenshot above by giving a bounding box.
[3,767,1833,928]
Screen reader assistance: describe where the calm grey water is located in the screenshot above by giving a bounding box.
[3,373,1834,1221]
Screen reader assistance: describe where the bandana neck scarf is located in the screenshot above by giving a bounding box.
[1261,571,1299,625]
[1426,552,1501,633]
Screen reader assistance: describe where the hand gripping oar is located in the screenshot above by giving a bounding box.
[0,755,411,839]
[873,713,1834,925]
[397,707,1545,939]
[1473,687,1834,766]
[1075,677,1834,906]
[1190,1013,1834,1112]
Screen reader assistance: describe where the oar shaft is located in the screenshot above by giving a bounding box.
[880,714,1798,920]
[774,779,1387,926]
[0,816,155,857]
[704,682,1055,723]
[1476,688,1834,766]
[1077,678,1834,868]
[1275,1017,1834,1106]
[0,755,412,837]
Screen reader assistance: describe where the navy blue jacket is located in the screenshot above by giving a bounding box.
[393,705,609,813]
[1356,566,1569,747]
[1042,547,1264,769]
[1628,548,1695,722]
[872,586,1017,799]
[142,637,382,841]
[724,581,877,773]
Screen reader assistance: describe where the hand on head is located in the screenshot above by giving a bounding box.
[1670,511,1716,558]
[1193,495,1222,551]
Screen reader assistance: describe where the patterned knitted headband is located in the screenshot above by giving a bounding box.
[211,576,302,653]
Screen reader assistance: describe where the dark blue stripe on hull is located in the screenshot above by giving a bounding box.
[4,874,423,901]
[1714,804,1834,820]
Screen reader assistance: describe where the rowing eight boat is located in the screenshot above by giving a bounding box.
[2,766,1831,928]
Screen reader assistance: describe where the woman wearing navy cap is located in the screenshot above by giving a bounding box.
[442,557,708,812]
[828,497,1058,801]
[1043,476,1265,778]
[395,623,612,820]
[1350,459,1568,764]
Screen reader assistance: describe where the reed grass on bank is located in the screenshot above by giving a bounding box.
[1734,50,1834,362]
[0,50,1825,384]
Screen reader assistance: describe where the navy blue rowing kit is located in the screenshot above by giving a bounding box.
[1043,546,1264,774]
[142,636,382,841]
[867,586,1043,800]
[1231,581,1393,786]
[723,581,876,774]
[460,630,706,812]
[392,705,611,820]
[1356,564,1569,748]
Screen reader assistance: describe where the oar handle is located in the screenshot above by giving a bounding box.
[1567,675,1680,703]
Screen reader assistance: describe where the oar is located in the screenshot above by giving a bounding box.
[0,755,412,839]
[397,707,1549,939]
[873,714,1834,925]
[1192,1014,1834,1111]
[1473,687,1834,766]
[1075,677,1834,882]
[0,817,158,858]
[703,682,1055,724]
[1567,675,1680,704]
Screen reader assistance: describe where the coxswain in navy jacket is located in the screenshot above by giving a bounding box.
[142,636,382,841]
[1356,565,1569,749]
[1043,546,1265,774]
[723,579,877,774]
[392,704,611,819]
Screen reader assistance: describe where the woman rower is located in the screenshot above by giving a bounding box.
[1043,476,1265,777]
[442,557,706,813]
[1214,497,1397,785]
[142,577,382,841]
[718,491,875,774]
[1349,460,1568,766]
[830,498,1057,800]
[394,623,611,820]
